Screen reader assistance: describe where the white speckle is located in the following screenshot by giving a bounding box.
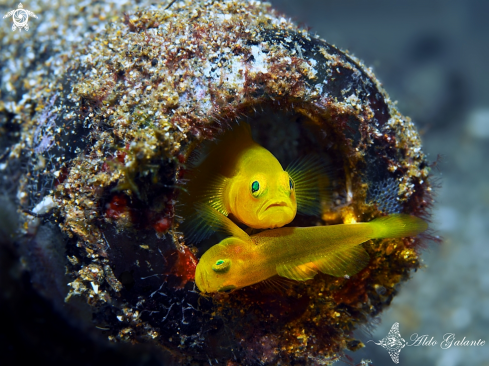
[91,282,99,294]
[216,13,232,21]
[294,42,303,59]
[4,101,17,113]
[202,61,217,79]
[194,81,207,100]
[300,59,317,78]
[345,94,360,107]
[33,195,58,215]
[179,91,189,104]
[249,45,268,74]
[226,55,245,85]
[79,54,92,63]
[17,190,27,201]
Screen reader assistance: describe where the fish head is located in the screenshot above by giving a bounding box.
[195,237,251,294]
[229,148,297,229]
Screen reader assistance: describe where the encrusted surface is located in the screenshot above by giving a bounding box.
[1,1,433,364]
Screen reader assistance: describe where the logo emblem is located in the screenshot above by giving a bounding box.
[3,3,37,31]
[368,322,406,363]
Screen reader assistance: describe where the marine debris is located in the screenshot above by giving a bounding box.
[0,1,434,364]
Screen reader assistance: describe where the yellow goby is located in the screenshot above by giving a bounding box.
[181,123,329,242]
[195,208,428,293]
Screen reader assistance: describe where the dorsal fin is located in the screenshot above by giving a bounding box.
[193,203,250,241]
[286,155,331,216]
[276,245,370,281]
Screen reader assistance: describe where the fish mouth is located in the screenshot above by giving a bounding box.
[264,201,288,211]
[218,285,236,293]
[256,200,295,224]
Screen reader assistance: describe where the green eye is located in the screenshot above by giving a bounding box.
[212,258,231,273]
[251,181,260,194]
[289,177,294,190]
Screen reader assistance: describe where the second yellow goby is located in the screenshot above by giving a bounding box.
[195,207,428,293]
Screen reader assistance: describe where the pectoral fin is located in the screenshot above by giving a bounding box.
[183,174,229,244]
[276,261,318,281]
[200,173,229,216]
[260,276,294,292]
[312,245,370,277]
[286,155,330,216]
[193,203,250,241]
[276,245,370,281]
[183,209,218,244]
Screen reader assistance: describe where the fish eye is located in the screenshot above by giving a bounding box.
[212,258,231,273]
[251,180,260,196]
[251,181,259,193]
[289,177,294,190]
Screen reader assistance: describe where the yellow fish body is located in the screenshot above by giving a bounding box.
[182,123,329,242]
[194,208,428,293]
[210,137,297,229]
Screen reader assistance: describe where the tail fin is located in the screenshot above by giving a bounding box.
[370,214,428,239]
